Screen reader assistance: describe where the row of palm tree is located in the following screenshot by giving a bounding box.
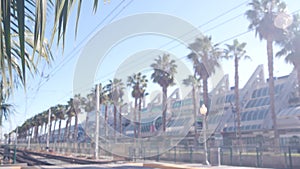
[8,34,239,144]
[3,0,300,148]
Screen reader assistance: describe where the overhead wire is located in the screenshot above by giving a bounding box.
[25,0,129,111]
[67,0,253,95]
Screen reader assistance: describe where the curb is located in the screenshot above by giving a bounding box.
[143,162,207,169]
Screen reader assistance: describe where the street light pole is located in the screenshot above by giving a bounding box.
[200,104,210,166]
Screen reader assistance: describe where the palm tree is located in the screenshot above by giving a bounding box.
[245,0,288,146]
[101,84,111,137]
[55,104,66,143]
[276,14,300,95]
[84,90,96,141]
[0,1,103,91]
[64,101,75,142]
[48,107,57,142]
[127,72,148,137]
[33,113,43,142]
[73,94,86,142]
[187,36,222,115]
[41,111,49,137]
[107,78,125,136]
[151,53,177,132]
[0,101,13,140]
[223,39,251,146]
[183,74,201,146]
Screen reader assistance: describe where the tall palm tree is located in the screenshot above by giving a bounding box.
[223,39,251,146]
[64,101,75,142]
[187,36,222,115]
[73,94,86,142]
[276,14,300,95]
[33,113,43,142]
[41,110,49,136]
[55,104,66,143]
[107,78,124,136]
[84,90,96,141]
[245,0,288,146]
[151,53,177,132]
[48,107,57,141]
[183,74,201,145]
[127,72,148,137]
[102,84,111,137]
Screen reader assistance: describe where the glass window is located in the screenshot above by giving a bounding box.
[263,109,268,118]
[252,99,259,108]
[257,125,261,129]
[262,87,268,96]
[253,111,258,120]
[241,111,247,121]
[275,84,283,94]
[246,125,251,130]
[248,100,254,108]
[241,126,245,130]
[258,109,264,119]
[245,101,251,108]
[257,88,263,97]
[252,90,258,98]
[247,111,252,121]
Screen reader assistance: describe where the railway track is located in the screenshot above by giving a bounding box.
[26,150,115,165]
[1,147,117,166]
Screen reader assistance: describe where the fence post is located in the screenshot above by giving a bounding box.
[220,147,223,165]
[174,146,176,163]
[13,145,17,164]
[190,146,193,163]
[288,146,293,169]
[256,147,260,167]
[218,147,221,166]
[230,147,233,165]
[157,147,160,161]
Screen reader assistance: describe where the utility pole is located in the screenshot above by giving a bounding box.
[95,84,101,159]
[46,108,51,152]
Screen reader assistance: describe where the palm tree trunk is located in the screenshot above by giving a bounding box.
[134,98,138,137]
[105,105,108,137]
[84,113,89,141]
[203,76,209,110]
[39,124,43,142]
[138,98,142,137]
[52,120,57,142]
[192,83,198,146]
[74,113,78,142]
[202,75,209,134]
[64,119,69,142]
[34,126,38,141]
[114,105,117,137]
[297,66,300,96]
[68,117,72,141]
[234,55,241,148]
[44,123,47,135]
[58,120,62,143]
[119,106,122,133]
[267,39,279,147]
[162,87,168,132]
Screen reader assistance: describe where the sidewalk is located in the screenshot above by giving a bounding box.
[142,161,273,169]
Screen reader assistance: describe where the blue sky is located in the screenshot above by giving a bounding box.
[3,0,300,134]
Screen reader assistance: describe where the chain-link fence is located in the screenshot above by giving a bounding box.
[3,143,300,169]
